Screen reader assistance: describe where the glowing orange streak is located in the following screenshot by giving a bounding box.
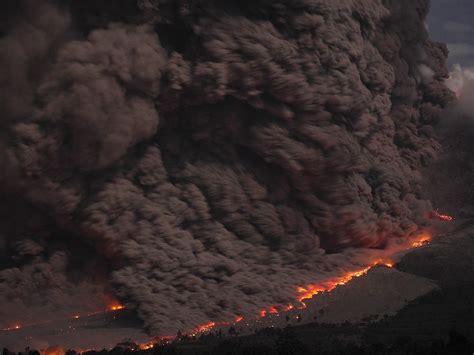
[185,259,394,337]
[2,229,443,349]
[3,221,453,349]
[295,232,436,303]
[4,231,438,348]
[6,229,446,350]
[136,336,175,351]
[1,304,125,332]
[190,321,216,336]
[2,324,21,331]
[296,261,392,302]
[189,230,442,336]
[430,210,454,221]
[109,304,125,311]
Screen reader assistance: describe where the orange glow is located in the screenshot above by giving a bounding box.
[1,301,129,336]
[109,304,125,311]
[294,233,434,303]
[192,321,216,335]
[430,210,454,221]
[3,227,449,348]
[257,305,284,319]
[2,324,21,331]
[411,233,432,248]
[296,258,395,302]
[41,346,65,355]
[269,306,279,314]
[139,342,155,350]
[160,232,430,338]
[137,336,175,350]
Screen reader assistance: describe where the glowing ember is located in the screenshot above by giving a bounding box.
[408,232,433,248]
[137,336,175,350]
[109,304,125,311]
[234,315,244,323]
[192,321,216,335]
[1,303,128,333]
[269,306,279,314]
[411,237,431,248]
[297,265,377,302]
[430,210,454,221]
[139,342,155,350]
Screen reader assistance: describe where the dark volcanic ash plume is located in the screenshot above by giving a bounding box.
[0,0,455,333]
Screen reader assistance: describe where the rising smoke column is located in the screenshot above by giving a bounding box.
[0,0,454,333]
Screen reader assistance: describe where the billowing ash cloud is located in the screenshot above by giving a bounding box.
[0,0,454,333]
[424,65,474,217]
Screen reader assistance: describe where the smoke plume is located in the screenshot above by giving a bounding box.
[0,0,454,333]
[424,64,474,217]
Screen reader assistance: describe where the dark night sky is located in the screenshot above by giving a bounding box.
[428,0,474,67]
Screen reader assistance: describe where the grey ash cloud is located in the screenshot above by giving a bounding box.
[424,65,474,217]
[0,0,455,335]
[428,0,474,67]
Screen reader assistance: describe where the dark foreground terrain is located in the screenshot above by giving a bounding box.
[4,307,473,355]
